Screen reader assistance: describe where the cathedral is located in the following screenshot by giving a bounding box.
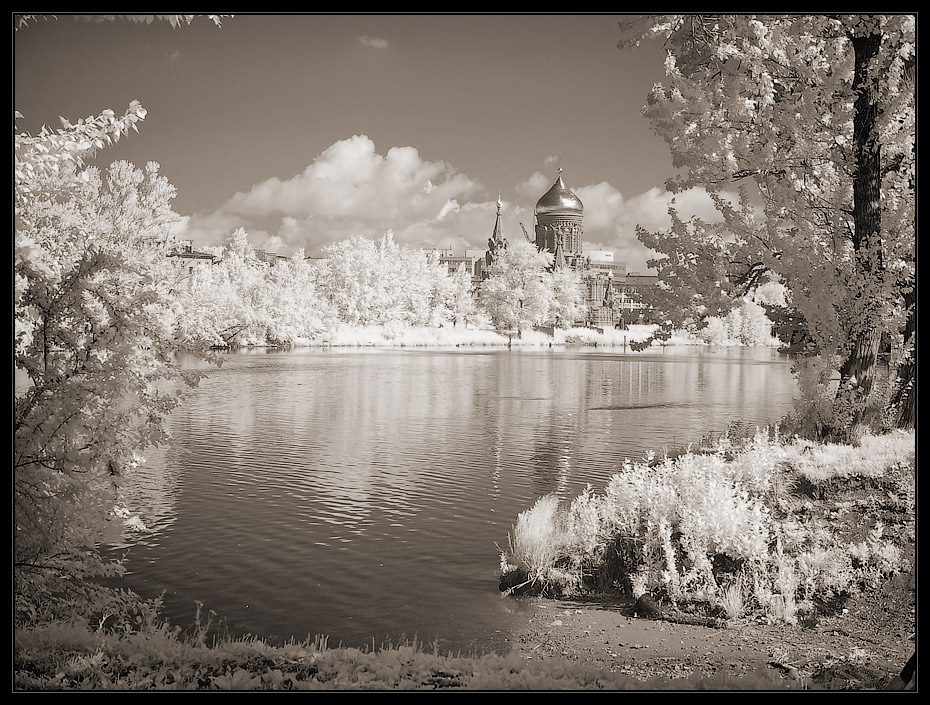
[484,167,648,329]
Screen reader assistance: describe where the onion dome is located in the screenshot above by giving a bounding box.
[535,168,583,216]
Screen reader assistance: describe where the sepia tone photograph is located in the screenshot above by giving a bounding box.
[14,13,915,691]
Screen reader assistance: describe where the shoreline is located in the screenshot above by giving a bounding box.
[502,588,915,690]
[207,323,780,352]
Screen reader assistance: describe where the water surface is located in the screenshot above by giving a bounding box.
[111,346,798,653]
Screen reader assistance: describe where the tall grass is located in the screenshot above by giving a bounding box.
[14,616,798,690]
[501,428,915,623]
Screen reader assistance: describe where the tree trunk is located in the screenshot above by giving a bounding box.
[888,278,916,428]
[830,28,885,440]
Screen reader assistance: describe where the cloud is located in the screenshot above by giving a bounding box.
[575,182,726,274]
[516,171,551,200]
[436,199,460,221]
[183,135,485,254]
[262,235,286,253]
[358,35,389,49]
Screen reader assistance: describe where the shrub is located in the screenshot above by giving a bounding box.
[501,429,914,621]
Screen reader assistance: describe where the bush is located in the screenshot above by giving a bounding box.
[500,429,915,621]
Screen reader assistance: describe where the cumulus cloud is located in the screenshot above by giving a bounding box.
[358,35,389,49]
[183,135,485,254]
[436,199,460,221]
[575,182,726,274]
[516,171,551,200]
[262,235,286,253]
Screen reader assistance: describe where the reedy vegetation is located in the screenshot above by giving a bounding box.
[501,427,914,625]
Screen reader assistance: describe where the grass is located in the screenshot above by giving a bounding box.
[718,576,747,620]
[14,618,797,691]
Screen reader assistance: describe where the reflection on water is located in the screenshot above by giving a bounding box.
[109,346,797,653]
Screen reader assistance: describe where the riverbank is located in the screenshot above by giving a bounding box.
[499,429,916,690]
[229,323,754,350]
[506,575,915,690]
[14,572,914,690]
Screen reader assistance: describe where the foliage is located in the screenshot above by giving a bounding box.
[443,262,480,327]
[14,13,229,31]
[173,230,337,347]
[261,249,338,344]
[175,230,488,347]
[172,231,261,347]
[699,297,781,347]
[617,15,915,437]
[477,239,555,332]
[501,428,914,623]
[15,103,148,208]
[312,232,468,329]
[177,231,699,349]
[14,112,212,626]
[547,266,587,329]
[501,496,581,596]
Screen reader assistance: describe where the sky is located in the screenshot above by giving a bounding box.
[14,13,724,274]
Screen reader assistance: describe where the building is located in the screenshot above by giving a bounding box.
[533,168,645,328]
[427,248,487,283]
[534,168,585,268]
[167,240,216,276]
[482,168,658,328]
[253,248,289,267]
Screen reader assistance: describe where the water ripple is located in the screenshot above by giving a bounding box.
[113,348,797,650]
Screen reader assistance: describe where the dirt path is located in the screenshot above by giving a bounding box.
[505,585,915,689]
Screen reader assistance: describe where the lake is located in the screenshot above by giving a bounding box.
[108,346,799,654]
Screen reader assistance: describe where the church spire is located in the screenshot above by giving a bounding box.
[492,193,503,241]
[485,192,508,272]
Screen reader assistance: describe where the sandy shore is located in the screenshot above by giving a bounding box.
[504,592,915,689]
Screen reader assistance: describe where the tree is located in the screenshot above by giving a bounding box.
[14,13,229,31]
[174,234,339,347]
[173,229,266,346]
[478,239,554,333]
[260,249,336,344]
[548,266,587,329]
[312,232,463,328]
[14,158,210,625]
[444,262,479,327]
[314,234,400,325]
[14,13,228,627]
[15,102,149,209]
[618,14,915,438]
